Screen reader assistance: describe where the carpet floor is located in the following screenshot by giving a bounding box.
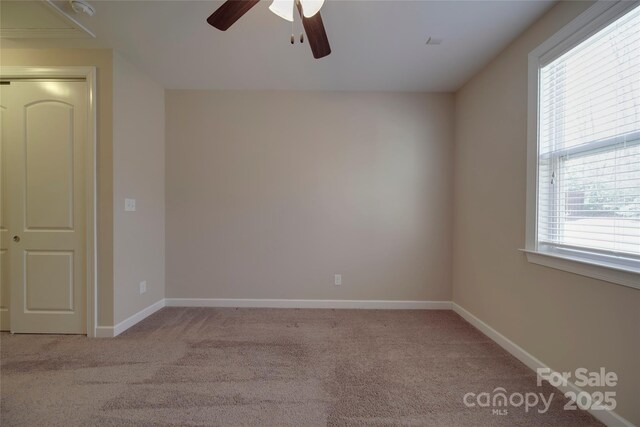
[1,307,601,426]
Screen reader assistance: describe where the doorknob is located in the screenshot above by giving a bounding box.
[13,235,20,242]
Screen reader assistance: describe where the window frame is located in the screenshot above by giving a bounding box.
[525,0,640,290]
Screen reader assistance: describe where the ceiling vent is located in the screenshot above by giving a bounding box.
[69,0,95,17]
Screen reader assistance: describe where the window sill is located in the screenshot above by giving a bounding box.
[520,249,640,291]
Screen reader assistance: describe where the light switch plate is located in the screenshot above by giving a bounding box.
[125,198,136,212]
[334,274,342,286]
[139,280,147,294]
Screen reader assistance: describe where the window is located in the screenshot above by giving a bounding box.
[526,1,640,289]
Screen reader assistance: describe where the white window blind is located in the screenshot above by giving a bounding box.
[537,4,640,263]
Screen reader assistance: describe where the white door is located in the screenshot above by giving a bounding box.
[0,91,8,329]
[0,80,87,334]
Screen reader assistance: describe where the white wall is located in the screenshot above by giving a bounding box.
[452,2,640,425]
[113,52,165,324]
[166,91,454,302]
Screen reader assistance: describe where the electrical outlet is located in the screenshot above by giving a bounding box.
[139,280,147,294]
[334,274,342,286]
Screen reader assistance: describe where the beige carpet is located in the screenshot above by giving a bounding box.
[1,308,601,426]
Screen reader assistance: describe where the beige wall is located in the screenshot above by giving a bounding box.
[112,52,165,324]
[0,49,115,327]
[166,91,453,301]
[452,2,640,425]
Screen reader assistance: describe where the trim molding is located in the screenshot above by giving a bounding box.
[94,326,114,338]
[0,28,93,39]
[522,250,640,291]
[94,299,450,337]
[165,298,452,310]
[114,299,166,336]
[95,299,166,338]
[452,303,634,427]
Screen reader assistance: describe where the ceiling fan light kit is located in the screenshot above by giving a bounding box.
[299,0,324,18]
[207,0,331,59]
[269,0,294,21]
[268,0,324,21]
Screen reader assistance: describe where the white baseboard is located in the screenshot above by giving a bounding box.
[94,299,449,337]
[165,298,452,310]
[94,299,166,338]
[94,326,114,338]
[452,303,633,427]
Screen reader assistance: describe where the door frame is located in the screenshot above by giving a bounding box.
[0,66,98,337]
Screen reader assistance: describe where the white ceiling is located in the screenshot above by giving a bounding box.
[4,0,555,91]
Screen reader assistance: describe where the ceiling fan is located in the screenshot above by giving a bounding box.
[207,0,331,59]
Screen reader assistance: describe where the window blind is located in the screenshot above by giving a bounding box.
[537,5,640,258]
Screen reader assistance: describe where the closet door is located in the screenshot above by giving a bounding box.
[0,87,8,330]
[1,81,87,334]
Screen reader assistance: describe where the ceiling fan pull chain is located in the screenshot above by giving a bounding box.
[291,16,295,44]
[298,8,304,44]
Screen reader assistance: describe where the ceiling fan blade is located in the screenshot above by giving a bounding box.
[296,1,331,59]
[207,0,260,31]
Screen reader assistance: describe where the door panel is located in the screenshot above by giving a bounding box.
[2,81,86,334]
[25,251,74,312]
[25,101,75,230]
